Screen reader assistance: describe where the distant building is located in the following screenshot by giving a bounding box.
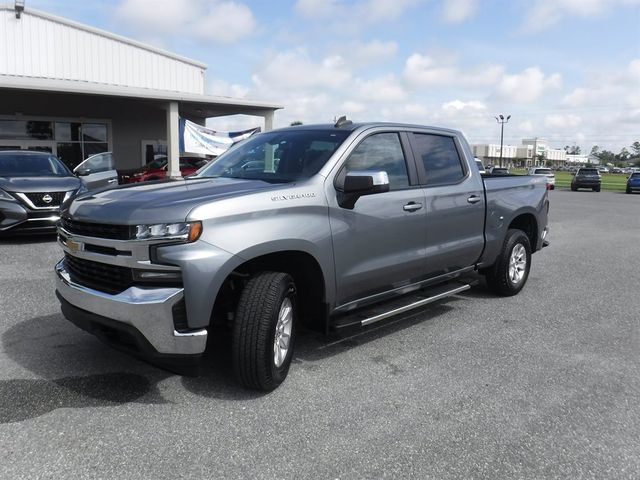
[566,154,600,165]
[472,137,574,168]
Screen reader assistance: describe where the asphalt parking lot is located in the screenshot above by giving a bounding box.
[1,189,639,479]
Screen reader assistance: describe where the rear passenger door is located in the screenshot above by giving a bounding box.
[328,131,427,308]
[409,132,485,278]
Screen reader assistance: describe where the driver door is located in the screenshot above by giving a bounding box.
[327,131,427,309]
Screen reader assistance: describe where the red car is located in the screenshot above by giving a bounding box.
[123,156,209,183]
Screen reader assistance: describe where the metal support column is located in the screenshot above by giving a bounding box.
[167,101,181,178]
[263,111,274,132]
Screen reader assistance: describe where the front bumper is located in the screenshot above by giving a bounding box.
[0,200,60,235]
[55,260,207,373]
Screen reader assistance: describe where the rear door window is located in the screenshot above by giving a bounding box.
[411,133,465,186]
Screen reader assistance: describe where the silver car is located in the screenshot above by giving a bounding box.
[74,152,118,190]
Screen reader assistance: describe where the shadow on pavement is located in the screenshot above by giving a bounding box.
[2,290,480,413]
[1,313,169,423]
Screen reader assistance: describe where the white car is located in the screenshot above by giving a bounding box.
[529,167,556,190]
[73,152,118,190]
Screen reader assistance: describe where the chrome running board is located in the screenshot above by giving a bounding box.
[331,282,472,330]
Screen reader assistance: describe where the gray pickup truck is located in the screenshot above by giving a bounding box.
[55,121,549,390]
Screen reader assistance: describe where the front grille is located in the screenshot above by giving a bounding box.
[23,191,66,208]
[64,253,133,294]
[60,217,134,240]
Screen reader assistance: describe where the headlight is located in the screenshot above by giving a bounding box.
[0,188,15,201]
[63,184,88,204]
[135,221,202,242]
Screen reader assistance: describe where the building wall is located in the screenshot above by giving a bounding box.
[0,89,170,169]
[0,6,205,94]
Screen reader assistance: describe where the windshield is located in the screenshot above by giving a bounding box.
[147,158,167,169]
[578,169,598,175]
[631,173,640,178]
[196,129,352,183]
[0,152,72,177]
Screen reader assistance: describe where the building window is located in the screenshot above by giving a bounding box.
[0,120,54,140]
[55,122,109,169]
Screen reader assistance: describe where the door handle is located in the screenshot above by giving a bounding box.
[467,195,482,204]
[403,202,423,212]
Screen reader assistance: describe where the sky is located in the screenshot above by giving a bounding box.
[27,0,640,152]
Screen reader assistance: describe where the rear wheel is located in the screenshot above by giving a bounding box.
[571,185,577,191]
[627,187,632,194]
[485,229,531,296]
[594,186,600,192]
[232,272,297,391]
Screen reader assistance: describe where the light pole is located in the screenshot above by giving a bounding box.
[495,114,511,168]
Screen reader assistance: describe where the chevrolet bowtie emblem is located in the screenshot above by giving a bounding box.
[66,239,82,253]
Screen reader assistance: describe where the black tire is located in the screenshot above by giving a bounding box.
[232,272,297,391]
[571,185,577,191]
[594,186,601,192]
[485,229,532,297]
[627,187,632,194]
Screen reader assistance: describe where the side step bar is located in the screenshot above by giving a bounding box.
[331,282,472,331]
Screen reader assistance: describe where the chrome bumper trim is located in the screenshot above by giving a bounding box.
[55,260,207,355]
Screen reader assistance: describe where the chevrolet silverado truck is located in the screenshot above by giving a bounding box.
[55,121,549,391]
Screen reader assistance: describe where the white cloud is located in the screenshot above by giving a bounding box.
[516,120,535,134]
[192,2,256,43]
[442,100,486,112]
[294,0,340,18]
[348,40,399,66]
[354,75,408,102]
[114,0,256,44]
[403,53,504,88]
[544,114,583,128]
[209,79,250,99]
[357,0,422,23]
[442,0,479,23]
[251,49,351,90]
[522,0,640,32]
[494,67,562,103]
[294,0,420,25]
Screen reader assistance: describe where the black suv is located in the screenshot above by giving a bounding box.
[571,167,601,192]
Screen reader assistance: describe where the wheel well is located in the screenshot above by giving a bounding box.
[212,251,327,332]
[508,213,538,251]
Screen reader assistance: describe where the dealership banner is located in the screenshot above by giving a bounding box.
[179,118,260,156]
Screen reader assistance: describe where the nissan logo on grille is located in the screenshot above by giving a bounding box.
[42,194,53,204]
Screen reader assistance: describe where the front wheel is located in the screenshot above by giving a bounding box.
[593,186,601,192]
[571,185,577,191]
[627,187,632,194]
[485,229,532,296]
[232,272,297,391]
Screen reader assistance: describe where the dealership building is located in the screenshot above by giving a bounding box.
[472,138,598,168]
[0,3,281,175]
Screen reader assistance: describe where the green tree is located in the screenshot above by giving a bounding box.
[564,145,581,155]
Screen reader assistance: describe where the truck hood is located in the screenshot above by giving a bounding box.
[0,176,81,193]
[65,177,277,224]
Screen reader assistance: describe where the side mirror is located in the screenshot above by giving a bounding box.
[75,168,91,176]
[338,171,390,209]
